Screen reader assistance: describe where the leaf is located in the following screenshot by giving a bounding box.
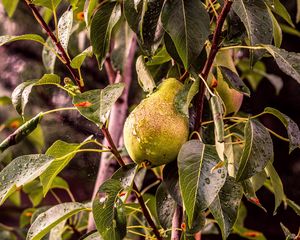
[136,55,156,93]
[0,96,12,106]
[40,140,80,195]
[236,119,273,181]
[242,179,266,212]
[90,2,121,69]
[161,0,210,69]
[210,94,224,144]
[264,107,300,153]
[178,140,227,227]
[84,0,98,26]
[70,47,93,69]
[31,0,62,10]
[263,45,300,84]
[0,113,43,153]
[155,183,177,229]
[267,0,294,27]
[298,0,300,23]
[269,8,282,47]
[0,154,54,205]
[286,198,300,216]
[26,202,89,240]
[232,0,273,62]
[2,0,19,17]
[210,177,243,240]
[42,37,56,73]
[146,46,172,66]
[0,34,45,46]
[280,223,295,240]
[57,9,73,52]
[124,0,165,55]
[82,232,103,240]
[219,66,251,96]
[92,179,126,240]
[174,75,199,117]
[73,83,125,127]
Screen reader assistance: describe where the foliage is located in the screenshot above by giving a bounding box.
[0,0,300,239]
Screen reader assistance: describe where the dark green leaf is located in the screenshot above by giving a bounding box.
[27,202,89,240]
[264,107,300,153]
[2,0,19,17]
[0,154,54,205]
[0,113,43,152]
[155,183,176,229]
[136,55,156,93]
[210,177,243,239]
[73,83,125,127]
[161,0,210,69]
[178,140,227,227]
[236,119,273,181]
[57,9,73,51]
[263,45,300,84]
[93,179,126,240]
[0,34,45,46]
[90,2,121,69]
[111,163,137,189]
[185,210,206,238]
[219,66,250,96]
[124,0,165,55]
[232,0,273,62]
[31,0,62,10]
[40,140,80,195]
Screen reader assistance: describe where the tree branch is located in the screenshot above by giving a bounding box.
[171,205,183,240]
[193,0,233,132]
[24,0,84,92]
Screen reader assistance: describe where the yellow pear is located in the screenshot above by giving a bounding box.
[123,78,189,167]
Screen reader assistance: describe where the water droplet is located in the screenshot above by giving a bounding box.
[205,178,210,184]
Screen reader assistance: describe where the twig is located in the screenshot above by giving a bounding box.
[23,0,84,92]
[171,205,183,240]
[193,0,233,132]
[104,56,116,84]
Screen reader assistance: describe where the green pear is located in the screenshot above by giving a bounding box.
[123,78,189,167]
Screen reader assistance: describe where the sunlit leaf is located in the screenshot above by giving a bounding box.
[27,202,89,240]
[57,9,73,52]
[136,55,156,93]
[161,0,209,69]
[236,119,273,181]
[31,0,62,10]
[70,47,93,69]
[0,154,54,205]
[264,107,300,153]
[2,0,19,17]
[0,34,45,46]
[178,140,227,227]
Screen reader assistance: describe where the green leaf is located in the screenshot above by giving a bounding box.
[0,34,45,46]
[269,8,282,47]
[42,37,56,73]
[267,0,294,27]
[8,190,21,207]
[219,66,251,97]
[70,47,93,69]
[57,9,73,51]
[0,96,12,106]
[236,119,273,181]
[93,179,126,240]
[155,183,177,229]
[146,46,172,66]
[73,83,125,127]
[2,0,19,17]
[210,94,224,144]
[82,232,103,240]
[232,0,273,62]
[40,140,80,195]
[174,75,199,117]
[26,202,89,240]
[264,107,300,153]
[263,45,300,84]
[210,177,243,240]
[31,0,62,10]
[0,154,54,205]
[178,140,227,227]
[20,208,36,228]
[264,162,285,214]
[136,55,156,93]
[84,0,98,26]
[124,0,165,55]
[0,113,43,152]
[90,2,121,69]
[161,0,210,69]
[242,179,266,212]
[286,198,300,216]
[280,23,300,38]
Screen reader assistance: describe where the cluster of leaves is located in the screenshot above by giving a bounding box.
[1,0,300,240]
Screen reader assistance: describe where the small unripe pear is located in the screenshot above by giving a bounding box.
[123,78,189,167]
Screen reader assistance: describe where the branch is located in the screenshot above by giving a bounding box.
[193,0,233,132]
[171,205,183,240]
[24,0,84,92]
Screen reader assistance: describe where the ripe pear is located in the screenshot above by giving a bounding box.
[215,50,243,115]
[123,78,189,167]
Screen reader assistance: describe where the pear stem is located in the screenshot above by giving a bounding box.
[194,0,233,133]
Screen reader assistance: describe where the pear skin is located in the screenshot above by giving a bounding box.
[123,78,189,166]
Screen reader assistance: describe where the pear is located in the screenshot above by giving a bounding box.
[123,78,189,167]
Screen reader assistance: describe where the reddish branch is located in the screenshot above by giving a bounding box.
[171,205,183,240]
[194,0,233,132]
[24,0,84,92]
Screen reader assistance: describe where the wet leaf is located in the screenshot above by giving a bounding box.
[236,119,273,181]
[178,140,227,227]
